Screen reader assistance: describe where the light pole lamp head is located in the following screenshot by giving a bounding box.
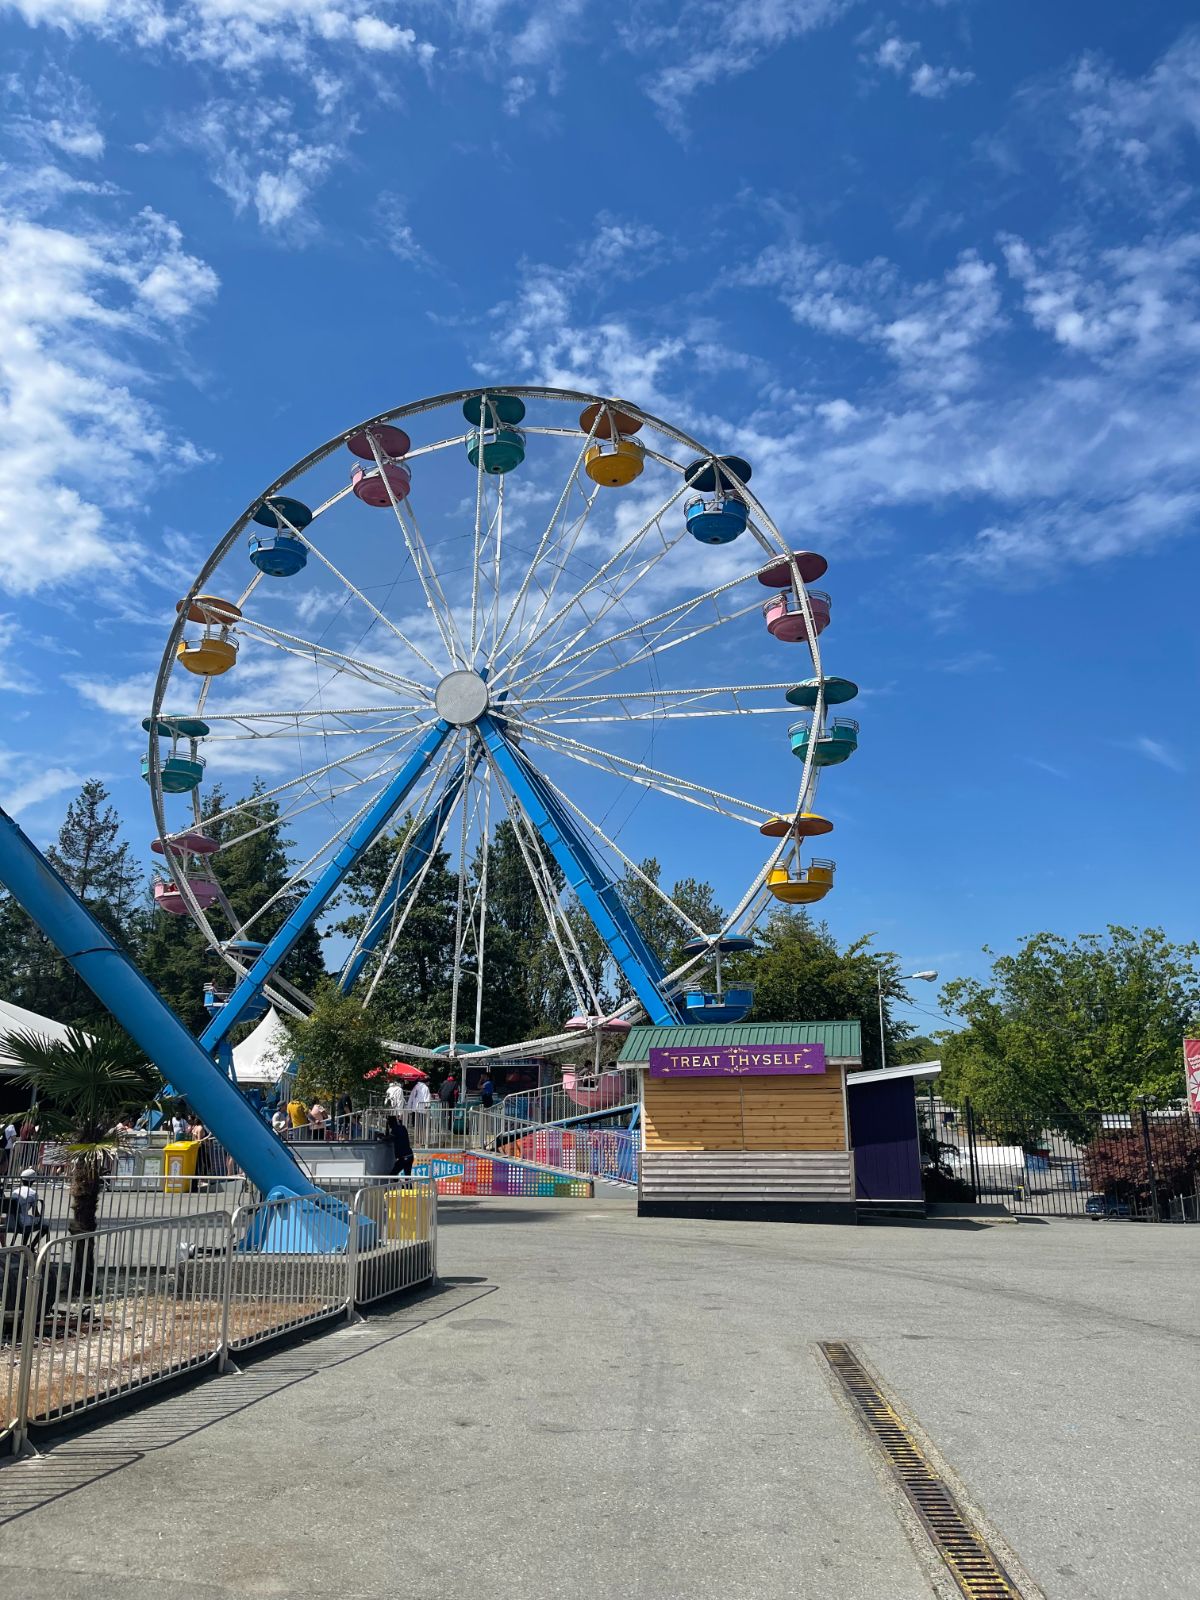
[908,970,938,982]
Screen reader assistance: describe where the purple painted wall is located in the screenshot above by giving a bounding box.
[848,1077,923,1202]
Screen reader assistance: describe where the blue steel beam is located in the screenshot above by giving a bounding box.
[338,753,472,994]
[201,719,453,1053]
[0,804,318,1199]
[477,714,678,1026]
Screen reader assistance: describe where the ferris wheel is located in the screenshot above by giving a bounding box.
[144,387,860,1066]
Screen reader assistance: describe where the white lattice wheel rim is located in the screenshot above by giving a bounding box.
[147,387,831,1060]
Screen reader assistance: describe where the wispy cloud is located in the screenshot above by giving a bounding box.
[866,30,975,99]
[1130,736,1185,773]
[0,194,217,596]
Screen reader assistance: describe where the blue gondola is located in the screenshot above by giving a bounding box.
[250,496,312,577]
[681,986,755,1024]
[685,494,749,545]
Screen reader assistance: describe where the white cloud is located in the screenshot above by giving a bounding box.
[866,28,973,99]
[5,764,85,817]
[740,243,1003,393]
[69,671,157,718]
[910,61,974,99]
[642,0,851,134]
[183,99,344,229]
[0,616,37,692]
[0,200,217,595]
[1132,736,1184,773]
[1004,229,1200,367]
[3,0,438,75]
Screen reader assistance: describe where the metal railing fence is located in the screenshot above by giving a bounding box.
[8,1174,260,1236]
[922,1091,1200,1221]
[226,1196,353,1352]
[20,1211,232,1433]
[351,1181,438,1305]
[500,1126,638,1185]
[1,1183,437,1455]
[1,1244,33,1451]
[498,1070,639,1135]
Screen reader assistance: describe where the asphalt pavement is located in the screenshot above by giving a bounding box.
[0,1192,1196,1599]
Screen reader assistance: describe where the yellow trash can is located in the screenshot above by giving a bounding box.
[162,1140,201,1194]
[385,1188,423,1241]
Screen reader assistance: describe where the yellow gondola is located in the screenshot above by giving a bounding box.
[766,860,835,904]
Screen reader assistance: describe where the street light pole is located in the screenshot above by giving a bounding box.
[877,967,939,1069]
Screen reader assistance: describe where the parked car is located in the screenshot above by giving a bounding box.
[1084,1194,1132,1219]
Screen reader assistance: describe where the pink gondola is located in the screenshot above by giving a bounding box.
[560,1067,631,1111]
[763,589,831,642]
[351,461,412,507]
[153,876,220,916]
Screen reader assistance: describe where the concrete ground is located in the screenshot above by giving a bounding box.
[1,1192,1197,1600]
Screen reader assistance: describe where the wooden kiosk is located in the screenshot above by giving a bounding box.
[619,1022,862,1223]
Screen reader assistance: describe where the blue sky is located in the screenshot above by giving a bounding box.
[0,0,1198,1035]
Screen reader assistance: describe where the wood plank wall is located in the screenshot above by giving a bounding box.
[643,1071,847,1154]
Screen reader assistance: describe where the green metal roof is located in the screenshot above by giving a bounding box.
[618,1021,861,1063]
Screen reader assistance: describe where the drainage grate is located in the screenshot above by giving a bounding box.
[820,1341,1022,1600]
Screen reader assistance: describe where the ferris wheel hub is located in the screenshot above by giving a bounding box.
[435,668,490,726]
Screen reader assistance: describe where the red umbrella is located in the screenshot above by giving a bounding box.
[386,1061,428,1081]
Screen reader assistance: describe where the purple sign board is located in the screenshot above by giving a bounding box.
[648,1043,826,1079]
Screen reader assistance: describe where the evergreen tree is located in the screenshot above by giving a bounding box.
[612,856,723,995]
[0,780,144,1028]
[727,912,911,1067]
[138,783,325,1033]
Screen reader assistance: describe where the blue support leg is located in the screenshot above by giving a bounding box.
[201,719,453,1053]
[477,714,678,1026]
[0,804,320,1202]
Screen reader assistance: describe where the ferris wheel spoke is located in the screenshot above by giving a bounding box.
[201,713,430,743]
[514,563,760,691]
[517,681,799,714]
[498,473,602,669]
[276,511,441,677]
[490,416,602,663]
[510,722,772,825]
[507,514,694,694]
[532,705,795,727]
[523,583,764,704]
[362,431,464,668]
[194,723,433,837]
[338,738,465,984]
[231,612,433,701]
[362,759,467,1008]
[537,769,709,938]
[495,478,690,691]
[481,748,597,1017]
[234,748,419,939]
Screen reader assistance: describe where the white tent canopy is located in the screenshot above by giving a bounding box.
[231,1008,291,1087]
[0,996,88,1048]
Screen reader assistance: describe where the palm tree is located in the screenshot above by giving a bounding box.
[0,1022,162,1241]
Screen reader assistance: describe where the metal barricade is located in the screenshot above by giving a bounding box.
[16,1173,258,1235]
[1,1244,33,1454]
[225,1195,353,1353]
[350,1181,438,1305]
[20,1212,231,1434]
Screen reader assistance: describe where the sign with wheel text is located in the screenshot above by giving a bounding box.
[649,1043,826,1078]
[1185,1039,1200,1116]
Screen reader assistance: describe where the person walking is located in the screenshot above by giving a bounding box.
[439,1074,459,1109]
[271,1107,289,1136]
[308,1100,328,1140]
[479,1074,495,1109]
[387,1116,414,1178]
